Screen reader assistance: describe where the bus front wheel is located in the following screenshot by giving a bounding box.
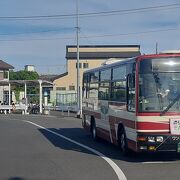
[119,129,130,155]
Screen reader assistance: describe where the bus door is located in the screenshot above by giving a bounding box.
[99,100,112,142]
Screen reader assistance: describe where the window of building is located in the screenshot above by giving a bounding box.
[76,63,82,68]
[69,86,75,90]
[83,63,89,69]
[0,71,4,80]
[56,87,66,91]
[4,71,8,79]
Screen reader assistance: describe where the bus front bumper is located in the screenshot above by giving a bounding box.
[137,134,180,153]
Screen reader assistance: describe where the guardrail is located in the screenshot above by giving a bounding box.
[0,104,26,114]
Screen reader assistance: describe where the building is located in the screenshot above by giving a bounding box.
[24,65,35,72]
[53,45,141,91]
[0,60,14,80]
[0,60,14,103]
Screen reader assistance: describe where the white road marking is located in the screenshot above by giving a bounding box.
[25,120,127,180]
[142,161,174,164]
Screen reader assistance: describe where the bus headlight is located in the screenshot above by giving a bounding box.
[147,136,155,142]
[156,136,164,142]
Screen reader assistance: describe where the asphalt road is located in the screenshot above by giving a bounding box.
[0,112,180,180]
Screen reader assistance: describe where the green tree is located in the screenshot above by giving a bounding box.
[9,70,39,102]
[9,70,39,80]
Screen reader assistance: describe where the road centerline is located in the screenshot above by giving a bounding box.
[24,120,127,180]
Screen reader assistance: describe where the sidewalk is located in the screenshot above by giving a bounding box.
[50,110,78,118]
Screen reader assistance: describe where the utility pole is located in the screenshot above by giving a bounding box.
[76,0,81,118]
[156,42,158,54]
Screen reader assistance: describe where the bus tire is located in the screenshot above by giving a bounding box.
[118,128,130,156]
[91,120,98,141]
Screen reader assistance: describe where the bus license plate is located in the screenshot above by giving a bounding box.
[170,119,180,135]
[177,143,180,153]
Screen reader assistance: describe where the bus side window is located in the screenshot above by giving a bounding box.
[127,74,135,112]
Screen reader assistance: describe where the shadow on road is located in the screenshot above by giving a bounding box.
[38,127,180,163]
[8,177,26,180]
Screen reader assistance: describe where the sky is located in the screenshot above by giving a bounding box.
[0,0,179,74]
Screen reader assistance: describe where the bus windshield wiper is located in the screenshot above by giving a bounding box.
[160,93,180,116]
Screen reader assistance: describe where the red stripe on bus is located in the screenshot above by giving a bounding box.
[109,116,136,129]
[83,110,135,129]
[109,116,136,145]
[136,122,169,130]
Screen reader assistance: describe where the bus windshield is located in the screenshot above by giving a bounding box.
[138,57,180,113]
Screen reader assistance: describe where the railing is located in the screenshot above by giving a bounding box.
[56,93,78,112]
[0,104,26,114]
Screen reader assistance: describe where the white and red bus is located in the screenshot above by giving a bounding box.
[82,51,180,154]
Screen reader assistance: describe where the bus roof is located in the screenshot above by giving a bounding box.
[84,52,180,74]
[84,57,136,74]
[138,52,180,61]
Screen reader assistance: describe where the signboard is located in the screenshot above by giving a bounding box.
[170,119,180,135]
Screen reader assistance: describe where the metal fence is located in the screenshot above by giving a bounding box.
[56,92,78,112]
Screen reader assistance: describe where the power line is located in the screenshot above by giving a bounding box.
[0,3,179,20]
[81,27,180,39]
[78,3,180,17]
[0,26,180,42]
[0,29,74,36]
[0,36,75,41]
